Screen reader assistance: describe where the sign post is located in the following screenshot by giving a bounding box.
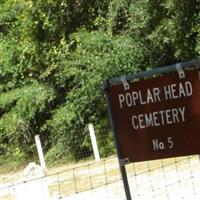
[103,59,200,200]
[104,86,132,200]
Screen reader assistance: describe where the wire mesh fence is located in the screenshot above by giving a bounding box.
[62,123,116,162]
[1,123,200,199]
[1,155,200,200]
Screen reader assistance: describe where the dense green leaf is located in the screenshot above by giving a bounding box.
[0,0,199,164]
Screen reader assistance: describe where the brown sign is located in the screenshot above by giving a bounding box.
[108,69,200,162]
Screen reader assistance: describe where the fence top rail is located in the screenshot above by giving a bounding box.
[104,59,200,90]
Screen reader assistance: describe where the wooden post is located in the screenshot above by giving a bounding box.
[35,135,46,171]
[88,123,100,161]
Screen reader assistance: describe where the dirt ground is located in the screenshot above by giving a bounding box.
[1,155,200,200]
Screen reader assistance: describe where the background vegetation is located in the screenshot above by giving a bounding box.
[0,0,199,166]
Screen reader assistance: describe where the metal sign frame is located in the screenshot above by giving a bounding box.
[103,59,200,200]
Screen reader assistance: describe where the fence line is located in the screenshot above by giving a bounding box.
[1,155,200,200]
[1,123,200,199]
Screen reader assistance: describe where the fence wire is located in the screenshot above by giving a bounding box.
[1,155,200,200]
[1,124,200,200]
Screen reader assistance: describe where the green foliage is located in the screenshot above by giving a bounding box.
[43,30,153,160]
[0,0,200,166]
[0,82,56,157]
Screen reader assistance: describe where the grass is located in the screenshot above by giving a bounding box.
[0,155,35,174]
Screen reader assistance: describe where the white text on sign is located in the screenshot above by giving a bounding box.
[152,137,174,151]
[118,81,193,130]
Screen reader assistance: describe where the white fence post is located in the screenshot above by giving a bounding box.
[88,123,100,161]
[35,135,46,171]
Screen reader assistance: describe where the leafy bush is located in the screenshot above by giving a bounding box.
[0,0,200,165]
